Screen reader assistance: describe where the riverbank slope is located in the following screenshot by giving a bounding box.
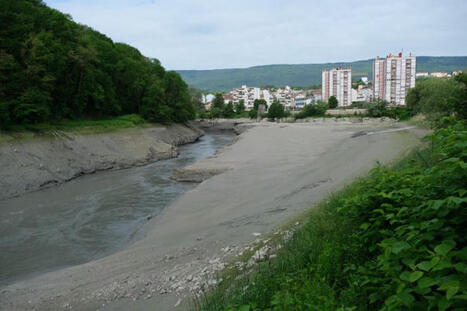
[0,124,203,200]
[0,120,426,311]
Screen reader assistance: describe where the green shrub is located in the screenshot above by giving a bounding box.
[407,75,466,123]
[267,101,286,120]
[294,101,328,119]
[223,102,235,118]
[367,99,389,117]
[248,109,258,119]
[328,96,338,109]
[209,107,223,119]
[235,100,246,114]
[116,114,145,124]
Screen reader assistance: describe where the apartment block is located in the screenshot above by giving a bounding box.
[373,53,416,105]
[321,67,352,107]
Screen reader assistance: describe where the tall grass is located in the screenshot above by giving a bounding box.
[197,186,368,311]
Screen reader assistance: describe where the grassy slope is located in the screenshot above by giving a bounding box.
[198,122,467,311]
[177,56,467,91]
[0,114,151,144]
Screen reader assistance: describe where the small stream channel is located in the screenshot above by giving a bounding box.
[0,132,234,285]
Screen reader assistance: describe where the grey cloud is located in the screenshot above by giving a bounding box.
[45,0,467,69]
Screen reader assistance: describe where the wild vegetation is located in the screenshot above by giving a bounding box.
[266,100,289,120]
[350,100,411,120]
[407,74,467,121]
[293,101,328,119]
[199,94,249,119]
[0,0,195,130]
[197,75,467,311]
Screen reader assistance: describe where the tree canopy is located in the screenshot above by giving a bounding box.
[0,0,195,129]
[406,74,466,121]
[267,100,286,119]
[234,100,245,114]
[212,93,225,110]
[328,96,338,109]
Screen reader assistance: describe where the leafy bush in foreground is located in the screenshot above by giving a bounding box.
[198,121,467,311]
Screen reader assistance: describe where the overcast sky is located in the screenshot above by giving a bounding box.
[45,0,467,70]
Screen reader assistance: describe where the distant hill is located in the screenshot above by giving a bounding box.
[177,56,467,92]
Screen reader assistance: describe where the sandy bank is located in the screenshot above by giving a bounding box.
[193,118,256,134]
[0,121,426,311]
[0,124,203,200]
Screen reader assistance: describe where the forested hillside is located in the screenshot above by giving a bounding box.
[0,0,195,129]
[177,56,467,91]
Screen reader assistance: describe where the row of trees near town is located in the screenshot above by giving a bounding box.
[197,73,467,123]
[0,0,195,129]
[199,93,335,120]
[348,73,467,121]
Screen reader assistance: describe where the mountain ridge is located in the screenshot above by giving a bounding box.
[176,56,467,91]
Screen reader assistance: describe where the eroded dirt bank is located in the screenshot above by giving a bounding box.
[0,120,425,311]
[0,124,203,200]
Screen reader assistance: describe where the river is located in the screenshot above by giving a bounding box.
[0,132,234,285]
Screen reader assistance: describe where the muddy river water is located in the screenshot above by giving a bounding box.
[0,133,234,285]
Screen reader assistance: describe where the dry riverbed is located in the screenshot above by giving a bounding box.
[0,119,426,311]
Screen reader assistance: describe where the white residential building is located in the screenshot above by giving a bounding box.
[430,72,448,78]
[293,91,312,110]
[309,89,322,102]
[224,85,296,111]
[275,86,294,109]
[373,52,416,106]
[416,72,429,78]
[352,85,373,102]
[322,67,352,107]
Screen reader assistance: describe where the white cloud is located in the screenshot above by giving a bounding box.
[45,0,467,69]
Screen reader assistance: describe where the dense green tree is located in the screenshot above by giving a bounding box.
[248,109,258,119]
[328,96,338,109]
[223,101,235,118]
[141,82,168,122]
[189,88,205,113]
[13,87,51,123]
[406,76,465,121]
[315,100,329,115]
[453,72,467,119]
[253,99,268,111]
[212,93,225,110]
[209,107,222,119]
[163,71,195,122]
[367,99,389,117]
[0,0,195,129]
[294,100,328,119]
[267,100,286,119]
[235,99,245,114]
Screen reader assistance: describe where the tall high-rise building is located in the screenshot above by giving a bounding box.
[322,67,352,107]
[373,53,416,105]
